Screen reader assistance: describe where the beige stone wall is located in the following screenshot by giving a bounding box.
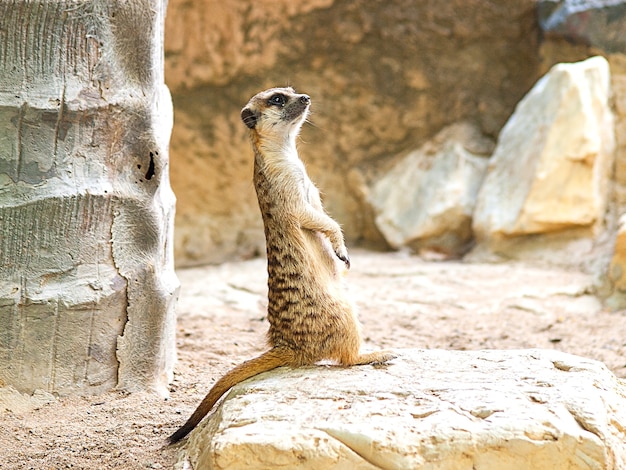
[164,0,541,266]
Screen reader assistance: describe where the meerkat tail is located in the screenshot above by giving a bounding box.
[168,347,295,444]
[352,350,398,366]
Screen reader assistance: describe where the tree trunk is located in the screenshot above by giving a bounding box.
[0,0,178,396]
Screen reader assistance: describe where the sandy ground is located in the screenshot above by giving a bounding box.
[1,250,625,469]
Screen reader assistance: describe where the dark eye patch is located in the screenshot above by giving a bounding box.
[268,94,286,107]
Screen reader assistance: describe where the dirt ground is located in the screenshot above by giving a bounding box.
[1,250,625,469]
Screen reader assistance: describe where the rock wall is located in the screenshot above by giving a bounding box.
[165,0,541,265]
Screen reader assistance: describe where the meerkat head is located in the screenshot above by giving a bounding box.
[241,87,310,142]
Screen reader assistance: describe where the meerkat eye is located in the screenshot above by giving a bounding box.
[268,94,286,107]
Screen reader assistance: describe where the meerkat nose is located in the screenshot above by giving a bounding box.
[300,95,310,105]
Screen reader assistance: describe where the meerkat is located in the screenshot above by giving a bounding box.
[168,87,395,444]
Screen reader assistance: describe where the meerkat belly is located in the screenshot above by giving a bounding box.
[264,222,355,356]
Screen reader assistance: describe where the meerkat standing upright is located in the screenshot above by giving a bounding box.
[168,87,395,444]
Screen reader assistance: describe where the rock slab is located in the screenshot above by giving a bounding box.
[179,349,626,470]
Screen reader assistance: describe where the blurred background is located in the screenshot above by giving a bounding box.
[163,0,626,270]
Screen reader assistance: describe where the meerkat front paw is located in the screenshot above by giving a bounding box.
[334,245,351,269]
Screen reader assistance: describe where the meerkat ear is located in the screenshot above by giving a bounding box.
[241,108,259,129]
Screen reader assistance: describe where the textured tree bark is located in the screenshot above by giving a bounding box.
[0,0,178,396]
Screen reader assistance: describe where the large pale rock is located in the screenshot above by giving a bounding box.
[179,349,626,470]
[164,0,542,266]
[369,123,492,257]
[473,56,615,253]
[540,47,626,272]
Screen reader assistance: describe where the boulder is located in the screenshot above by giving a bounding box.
[369,123,492,257]
[472,56,615,258]
[599,214,626,309]
[178,349,626,470]
[537,0,626,54]
[0,386,55,414]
